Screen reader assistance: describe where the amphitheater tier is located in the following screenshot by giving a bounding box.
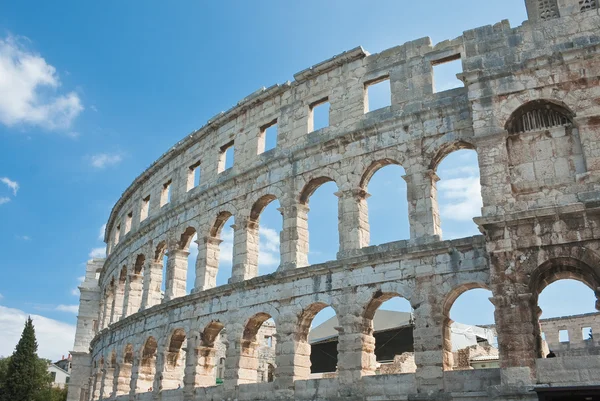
[70,3,600,401]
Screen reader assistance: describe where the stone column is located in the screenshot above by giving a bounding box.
[111,282,125,323]
[92,371,102,400]
[403,169,441,242]
[230,220,259,283]
[114,362,132,396]
[412,294,445,394]
[224,336,259,390]
[336,306,376,385]
[273,319,310,391]
[125,273,143,316]
[141,261,163,309]
[278,204,309,270]
[164,249,190,301]
[194,237,221,292]
[98,300,105,331]
[184,336,219,390]
[491,292,539,377]
[161,348,186,390]
[120,273,131,320]
[129,357,140,396]
[335,189,370,255]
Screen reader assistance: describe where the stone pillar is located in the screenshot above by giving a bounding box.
[335,189,370,255]
[129,358,140,396]
[412,295,445,394]
[336,306,376,385]
[224,336,259,390]
[403,169,441,242]
[98,300,105,331]
[114,362,132,396]
[491,292,539,376]
[125,273,143,316]
[278,204,309,270]
[273,319,310,391]
[141,261,163,309]
[92,371,102,400]
[120,273,131,320]
[161,347,186,390]
[230,220,259,283]
[442,317,455,370]
[164,249,190,301]
[111,282,125,323]
[194,237,221,292]
[184,336,219,390]
[101,293,111,329]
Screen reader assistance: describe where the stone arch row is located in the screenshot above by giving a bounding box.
[89,278,492,400]
[98,141,480,329]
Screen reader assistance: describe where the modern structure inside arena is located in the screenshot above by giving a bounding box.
[68,1,600,400]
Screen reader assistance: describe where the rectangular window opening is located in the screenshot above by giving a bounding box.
[432,54,463,93]
[309,98,330,132]
[219,141,234,172]
[161,180,172,207]
[365,77,391,113]
[582,327,593,340]
[124,212,133,234]
[559,329,569,343]
[187,161,201,191]
[259,120,278,154]
[140,195,150,221]
[265,335,273,348]
[114,225,121,245]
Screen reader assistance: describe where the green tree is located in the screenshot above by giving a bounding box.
[0,317,52,401]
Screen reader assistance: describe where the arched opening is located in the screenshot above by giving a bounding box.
[215,214,235,286]
[162,329,187,390]
[531,258,600,359]
[298,303,338,379]
[153,241,167,307]
[360,161,409,245]
[186,233,198,293]
[363,293,415,375]
[175,227,197,296]
[196,321,225,387]
[504,100,585,195]
[137,337,158,393]
[300,178,339,265]
[116,344,133,396]
[236,313,276,384]
[442,285,496,371]
[115,266,126,320]
[105,278,115,327]
[93,358,103,399]
[102,351,116,397]
[250,195,282,277]
[434,146,482,239]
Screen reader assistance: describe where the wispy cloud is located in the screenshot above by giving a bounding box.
[438,176,482,222]
[16,235,30,241]
[55,304,78,314]
[0,177,19,196]
[89,247,106,259]
[0,305,75,360]
[89,153,123,169]
[0,35,83,131]
[71,276,85,296]
[98,224,106,241]
[0,197,10,205]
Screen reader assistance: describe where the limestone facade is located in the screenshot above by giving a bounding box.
[68,1,600,400]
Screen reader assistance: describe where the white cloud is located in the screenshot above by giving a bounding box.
[438,176,483,222]
[0,35,83,130]
[89,153,123,169]
[258,227,280,267]
[16,235,30,241]
[98,224,106,241]
[0,293,3,300]
[0,197,10,205]
[0,305,76,361]
[0,177,19,196]
[89,247,106,259]
[55,304,78,314]
[71,276,85,296]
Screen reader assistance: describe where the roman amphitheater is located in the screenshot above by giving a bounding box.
[68,1,600,400]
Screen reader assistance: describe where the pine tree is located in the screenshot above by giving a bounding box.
[1,317,51,401]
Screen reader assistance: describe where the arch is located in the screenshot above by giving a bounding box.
[154,241,167,262]
[178,226,197,250]
[428,140,476,172]
[210,211,234,238]
[137,336,158,393]
[123,344,134,364]
[116,344,134,396]
[234,312,276,384]
[200,321,225,347]
[441,282,495,371]
[166,328,187,369]
[250,194,278,221]
[119,266,127,283]
[162,328,187,390]
[243,312,273,342]
[530,257,600,297]
[504,99,575,135]
[359,158,403,189]
[134,254,145,275]
[299,177,336,205]
[194,321,226,387]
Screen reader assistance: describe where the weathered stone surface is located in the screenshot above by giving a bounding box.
[68,2,600,401]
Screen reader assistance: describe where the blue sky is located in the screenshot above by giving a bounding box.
[0,0,595,361]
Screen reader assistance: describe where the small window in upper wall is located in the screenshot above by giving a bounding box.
[124,211,133,234]
[309,98,330,132]
[114,225,121,245]
[218,141,234,172]
[187,161,201,191]
[160,180,172,207]
[258,120,278,154]
[582,327,593,340]
[559,329,569,343]
[140,195,150,221]
[432,55,463,93]
[365,77,391,113]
